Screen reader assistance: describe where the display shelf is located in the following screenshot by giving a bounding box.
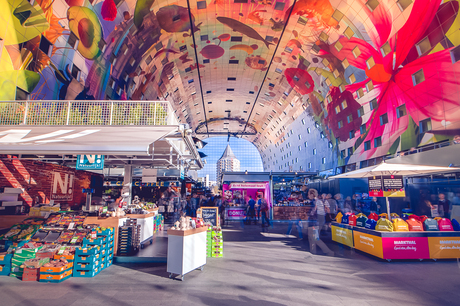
[167,226,208,281]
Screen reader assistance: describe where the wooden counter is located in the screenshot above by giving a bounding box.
[167,226,208,237]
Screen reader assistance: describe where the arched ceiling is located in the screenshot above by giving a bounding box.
[3,0,460,164]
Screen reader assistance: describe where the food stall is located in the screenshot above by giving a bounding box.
[222,182,270,221]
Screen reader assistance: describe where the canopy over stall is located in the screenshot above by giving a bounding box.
[334,162,458,220]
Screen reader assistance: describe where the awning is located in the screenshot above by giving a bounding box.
[0,126,178,155]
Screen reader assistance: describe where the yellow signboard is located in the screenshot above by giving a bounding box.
[428,237,460,259]
[353,231,383,258]
[331,225,354,247]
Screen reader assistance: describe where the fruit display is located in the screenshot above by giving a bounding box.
[56,231,74,244]
[45,214,62,227]
[71,232,87,244]
[42,257,70,268]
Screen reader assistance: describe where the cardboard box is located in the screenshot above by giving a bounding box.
[39,269,72,282]
[39,262,73,274]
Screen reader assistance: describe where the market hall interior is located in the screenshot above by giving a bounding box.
[2,0,460,305]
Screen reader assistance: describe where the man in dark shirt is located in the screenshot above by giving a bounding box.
[247,196,256,224]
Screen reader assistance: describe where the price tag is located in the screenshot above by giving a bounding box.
[57,246,66,255]
[68,222,75,230]
[70,236,78,244]
[102,206,108,214]
[91,230,97,239]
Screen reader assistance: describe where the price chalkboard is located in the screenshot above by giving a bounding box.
[200,207,219,227]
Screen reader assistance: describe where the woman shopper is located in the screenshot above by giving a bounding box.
[307,189,334,256]
[258,194,271,230]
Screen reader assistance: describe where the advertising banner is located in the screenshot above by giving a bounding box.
[382,237,430,259]
[428,237,460,259]
[50,172,74,201]
[353,231,383,258]
[226,208,246,220]
[230,182,266,189]
[331,225,354,247]
[76,155,104,170]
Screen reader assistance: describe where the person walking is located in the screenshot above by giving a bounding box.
[246,195,256,224]
[307,189,334,256]
[258,194,270,230]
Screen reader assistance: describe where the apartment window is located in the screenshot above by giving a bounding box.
[344,27,354,39]
[335,105,341,114]
[334,41,343,52]
[308,162,312,169]
[321,157,326,164]
[380,113,388,125]
[397,0,412,11]
[328,142,333,148]
[419,118,432,133]
[370,98,378,110]
[366,56,375,69]
[301,119,305,125]
[451,44,460,63]
[365,0,380,12]
[349,130,355,139]
[360,124,366,135]
[357,88,364,99]
[319,32,329,42]
[342,58,350,69]
[397,104,407,118]
[366,80,374,92]
[304,141,308,147]
[416,37,431,56]
[364,140,371,151]
[67,32,78,49]
[347,114,353,124]
[348,147,353,156]
[357,106,364,117]
[39,36,53,56]
[71,64,81,81]
[298,134,302,140]
[298,145,301,151]
[380,42,392,57]
[412,69,425,86]
[352,46,361,58]
[349,73,356,83]
[16,87,28,100]
[313,149,317,155]
[374,136,382,148]
[307,128,311,133]
[338,120,343,129]
[341,150,346,159]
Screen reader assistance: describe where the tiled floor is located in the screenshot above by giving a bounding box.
[2,223,460,306]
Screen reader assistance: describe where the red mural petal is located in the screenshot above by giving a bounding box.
[388,0,441,68]
[364,0,392,49]
[329,37,383,72]
[101,0,117,21]
[284,68,314,95]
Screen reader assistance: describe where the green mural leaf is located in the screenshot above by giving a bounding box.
[387,136,400,155]
[400,115,419,151]
[134,0,155,28]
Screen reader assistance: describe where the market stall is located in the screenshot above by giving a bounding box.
[222,182,270,221]
[331,221,460,260]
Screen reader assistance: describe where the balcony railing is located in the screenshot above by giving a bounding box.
[0,101,177,126]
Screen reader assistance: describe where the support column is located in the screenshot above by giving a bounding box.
[123,164,133,206]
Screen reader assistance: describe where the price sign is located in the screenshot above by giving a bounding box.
[200,207,219,227]
[68,222,75,230]
[70,236,78,244]
[57,246,66,255]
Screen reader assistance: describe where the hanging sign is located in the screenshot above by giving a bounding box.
[369,175,405,197]
[230,182,266,189]
[76,155,104,170]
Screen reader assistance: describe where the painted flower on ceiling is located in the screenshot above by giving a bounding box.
[327,0,460,158]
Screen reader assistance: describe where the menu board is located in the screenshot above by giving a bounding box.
[200,207,219,227]
[368,175,405,197]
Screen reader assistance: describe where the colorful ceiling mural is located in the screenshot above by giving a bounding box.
[1,0,460,171]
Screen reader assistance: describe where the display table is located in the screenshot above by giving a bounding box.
[84,208,158,255]
[225,206,246,220]
[332,222,460,260]
[273,206,312,220]
[0,215,40,229]
[167,226,208,281]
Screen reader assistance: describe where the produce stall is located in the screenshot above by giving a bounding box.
[273,205,313,221]
[332,220,460,260]
[0,216,115,281]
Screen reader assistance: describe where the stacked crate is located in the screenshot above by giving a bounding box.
[96,228,115,268]
[211,228,223,258]
[206,228,212,258]
[39,262,73,283]
[72,245,101,277]
[23,257,50,281]
[118,219,141,256]
[10,245,42,279]
[0,253,12,276]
